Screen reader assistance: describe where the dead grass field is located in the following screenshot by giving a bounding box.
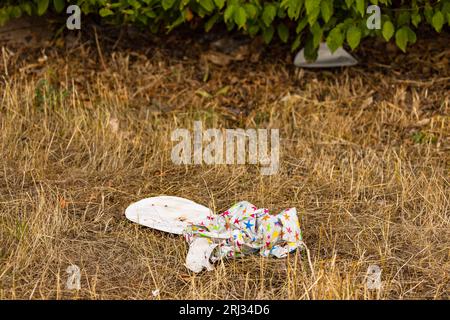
[0,25,449,299]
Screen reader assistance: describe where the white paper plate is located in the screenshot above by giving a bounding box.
[125,196,213,234]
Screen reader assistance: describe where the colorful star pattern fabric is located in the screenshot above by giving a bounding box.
[183,201,303,271]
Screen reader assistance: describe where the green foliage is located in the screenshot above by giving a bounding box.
[395,26,416,52]
[382,20,395,41]
[346,25,361,50]
[0,0,449,57]
[37,0,49,16]
[411,131,437,144]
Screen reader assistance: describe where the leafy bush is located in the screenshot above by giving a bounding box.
[1,0,449,59]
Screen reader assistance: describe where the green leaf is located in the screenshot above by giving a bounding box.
[162,0,176,10]
[20,3,32,16]
[305,0,320,15]
[233,6,247,28]
[277,6,286,19]
[283,0,302,20]
[345,0,354,9]
[296,16,308,33]
[37,0,49,16]
[431,11,445,32]
[167,14,184,32]
[10,6,22,18]
[99,8,114,17]
[262,4,277,27]
[346,26,361,50]
[307,6,320,26]
[200,0,215,12]
[128,0,141,9]
[321,0,334,23]
[53,0,65,13]
[311,22,323,48]
[355,0,365,17]
[214,0,225,10]
[443,2,450,23]
[397,11,410,26]
[224,4,235,23]
[277,23,289,43]
[144,9,156,18]
[411,13,421,27]
[395,26,410,52]
[291,34,302,52]
[305,0,320,25]
[262,26,275,44]
[243,4,258,19]
[0,11,7,27]
[424,3,434,23]
[205,13,220,32]
[304,35,318,61]
[326,26,344,52]
[408,28,417,44]
[443,2,450,15]
[248,24,260,36]
[382,20,395,41]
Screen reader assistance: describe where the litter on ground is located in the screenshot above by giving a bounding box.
[125,196,213,234]
[294,43,358,68]
[125,197,305,273]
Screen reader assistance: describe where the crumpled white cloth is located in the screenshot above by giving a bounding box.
[183,201,304,272]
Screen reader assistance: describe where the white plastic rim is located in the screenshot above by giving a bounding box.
[294,43,358,68]
[125,196,213,234]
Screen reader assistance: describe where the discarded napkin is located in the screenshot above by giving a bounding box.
[183,201,303,272]
[125,197,304,273]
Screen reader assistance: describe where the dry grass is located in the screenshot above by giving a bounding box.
[0,25,449,299]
